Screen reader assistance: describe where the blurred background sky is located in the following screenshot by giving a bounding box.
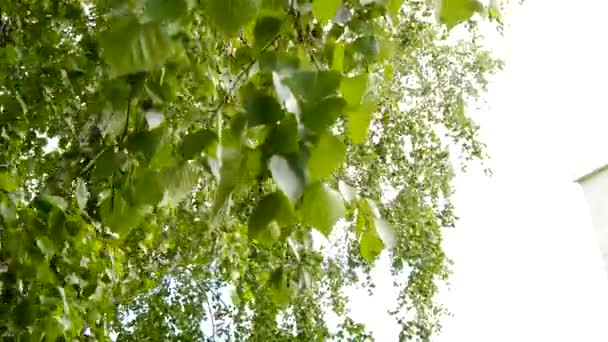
[346,1,608,340]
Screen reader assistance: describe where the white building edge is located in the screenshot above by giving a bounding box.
[577,163,608,273]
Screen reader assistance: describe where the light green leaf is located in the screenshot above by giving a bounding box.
[438,0,484,29]
[388,0,405,19]
[161,162,201,206]
[300,182,345,236]
[374,218,396,248]
[36,237,55,259]
[248,192,295,244]
[269,155,306,202]
[341,73,368,106]
[338,180,358,203]
[99,17,174,78]
[0,173,17,192]
[212,147,243,213]
[205,0,259,36]
[360,229,384,263]
[308,134,345,182]
[75,178,89,212]
[347,101,375,144]
[179,129,218,160]
[383,64,394,82]
[332,43,344,71]
[312,0,341,22]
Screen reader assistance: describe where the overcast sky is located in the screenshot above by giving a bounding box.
[347,1,608,340]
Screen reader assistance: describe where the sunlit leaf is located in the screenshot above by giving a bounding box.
[269,155,306,202]
[438,0,484,29]
[312,0,341,22]
[341,73,368,106]
[347,101,375,144]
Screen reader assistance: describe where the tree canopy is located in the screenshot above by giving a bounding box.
[0,0,503,340]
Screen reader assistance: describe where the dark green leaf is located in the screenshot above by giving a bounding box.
[41,194,68,212]
[347,101,375,144]
[285,71,341,103]
[144,0,189,22]
[340,74,368,106]
[438,0,484,29]
[269,155,306,202]
[307,134,345,182]
[241,86,285,127]
[179,129,218,160]
[312,0,342,22]
[269,267,291,306]
[248,192,295,244]
[351,36,379,63]
[99,17,174,78]
[301,97,346,133]
[253,16,282,50]
[300,182,345,236]
[133,170,164,206]
[264,114,299,155]
[205,0,259,36]
[127,128,165,164]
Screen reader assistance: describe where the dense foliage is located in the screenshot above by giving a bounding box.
[0,0,502,340]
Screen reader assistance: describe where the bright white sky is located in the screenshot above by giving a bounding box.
[346,1,608,340]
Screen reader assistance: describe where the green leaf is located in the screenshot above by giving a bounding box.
[127,127,165,164]
[269,155,306,202]
[351,36,379,63]
[268,267,291,306]
[41,194,68,212]
[133,170,164,206]
[373,218,396,248]
[300,182,345,236]
[143,0,189,22]
[99,17,174,78]
[331,43,344,72]
[205,0,259,36]
[285,71,341,103]
[253,16,282,50]
[340,74,368,106]
[347,101,375,144]
[307,134,345,182]
[388,0,405,19]
[75,178,89,212]
[248,192,295,244]
[161,162,201,206]
[383,64,394,82]
[438,0,484,29]
[100,194,144,236]
[0,173,17,192]
[36,236,56,258]
[212,147,243,213]
[312,0,342,22]
[338,180,358,203]
[360,229,383,263]
[179,129,218,160]
[264,114,299,155]
[301,97,346,134]
[241,86,285,127]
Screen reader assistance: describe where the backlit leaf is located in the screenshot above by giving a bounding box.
[300,182,345,236]
[312,0,342,22]
[307,134,345,182]
[438,0,484,29]
[341,74,368,106]
[347,101,375,144]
